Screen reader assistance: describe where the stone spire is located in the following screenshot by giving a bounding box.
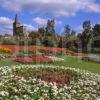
[15,14,19,23]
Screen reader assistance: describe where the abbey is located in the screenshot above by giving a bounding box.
[13,14,26,36]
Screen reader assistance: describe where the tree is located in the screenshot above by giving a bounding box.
[29,31,40,39]
[42,37,55,47]
[0,35,2,40]
[63,25,71,38]
[93,24,100,37]
[43,19,57,47]
[38,27,46,34]
[71,30,76,36]
[92,24,100,48]
[78,20,92,53]
[58,37,64,48]
[83,20,91,30]
[46,19,55,36]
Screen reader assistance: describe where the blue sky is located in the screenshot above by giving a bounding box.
[0,0,100,35]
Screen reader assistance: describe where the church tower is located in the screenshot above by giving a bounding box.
[13,14,20,36]
[13,14,26,36]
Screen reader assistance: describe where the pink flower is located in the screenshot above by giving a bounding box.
[12,57,33,62]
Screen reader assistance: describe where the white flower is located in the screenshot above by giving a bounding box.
[0,83,3,86]
[0,64,100,99]
[0,91,9,96]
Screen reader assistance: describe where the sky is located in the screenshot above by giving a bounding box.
[0,0,100,35]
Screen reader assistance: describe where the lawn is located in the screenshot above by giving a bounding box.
[52,56,100,74]
[0,58,21,67]
[0,55,100,74]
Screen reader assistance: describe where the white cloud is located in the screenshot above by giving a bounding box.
[55,20,62,25]
[33,17,47,26]
[33,17,62,26]
[0,17,13,34]
[0,16,36,35]
[80,0,100,13]
[0,17,13,25]
[0,0,100,17]
[23,24,37,31]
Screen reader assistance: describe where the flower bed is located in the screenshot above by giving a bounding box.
[12,57,33,63]
[32,56,52,62]
[11,56,64,63]
[11,49,63,63]
[0,45,65,55]
[12,56,52,63]
[48,56,64,61]
[0,47,13,59]
[40,71,73,86]
[0,54,5,59]
[0,46,12,54]
[0,65,100,100]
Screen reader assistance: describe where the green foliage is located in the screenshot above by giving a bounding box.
[1,38,18,45]
[48,86,54,100]
[42,38,56,47]
[17,50,35,57]
[78,20,92,53]
[46,19,55,36]
[63,25,71,38]
[38,27,46,34]
[83,20,91,30]
[92,24,100,49]
[93,24,100,37]
[82,55,100,63]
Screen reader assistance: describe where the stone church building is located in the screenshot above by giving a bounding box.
[13,14,26,36]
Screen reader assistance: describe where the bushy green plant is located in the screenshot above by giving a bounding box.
[42,38,56,47]
[82,55,100,63]
[17,50,35,57]
[17,50,43,57]
[1,38,18,45]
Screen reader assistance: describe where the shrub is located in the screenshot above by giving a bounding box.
[42,38,56,47]
[82,55,100,63]
[1,38,18,45]
[18,50,35,56]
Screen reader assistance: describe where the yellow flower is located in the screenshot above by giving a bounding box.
[0,47,12,54]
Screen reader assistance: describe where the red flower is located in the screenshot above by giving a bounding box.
[12,57,33,62]
[32,55,52,62]
[0,45,65,54]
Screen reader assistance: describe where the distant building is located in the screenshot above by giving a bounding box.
[13,14,26,36]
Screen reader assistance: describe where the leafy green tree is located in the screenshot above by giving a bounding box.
[92,24,100,48]
[38,27,46,35]
[62,25,78,50]
[78,20,92,53]
[42,37,55,47]
[71,30,76,36]
[93,24,100,37]
[1,38,18,45]
[46,19,55,36]
[63,25,71,38]
[83,20,91,30]
[58,37,63,48]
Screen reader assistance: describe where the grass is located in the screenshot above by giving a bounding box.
[0,55,100,74]
[52,56,100,74]
[0,58,20,67]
